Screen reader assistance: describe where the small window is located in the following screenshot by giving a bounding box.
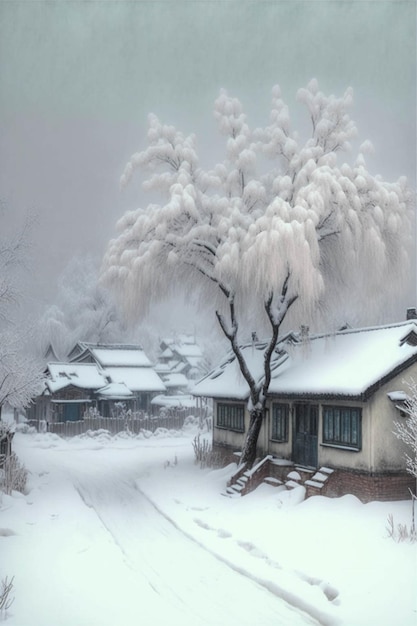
[217,403,245,432]
[271,403,289,442]
[323,406,361,449]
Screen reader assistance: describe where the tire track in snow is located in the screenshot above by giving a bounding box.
[136,482,341,626]
[69,463,322,626]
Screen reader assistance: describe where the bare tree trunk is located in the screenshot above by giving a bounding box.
[240,407,264,468]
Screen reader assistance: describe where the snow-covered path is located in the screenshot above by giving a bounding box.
[2,437,318,626]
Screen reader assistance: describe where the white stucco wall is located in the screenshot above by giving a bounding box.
[366,365,417,472]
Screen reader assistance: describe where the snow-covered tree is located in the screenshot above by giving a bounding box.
[0,330,44,416]
[0,213,44,417]
[102,80,414,467]
[38,255,127,360]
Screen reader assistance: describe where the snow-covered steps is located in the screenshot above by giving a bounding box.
[263,476,283,487]
[304,467,335,497]
[224,458,336,499]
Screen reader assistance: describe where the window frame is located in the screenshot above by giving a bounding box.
[322,405,362,451]
[216,402,245,432]
[270,402,289,443]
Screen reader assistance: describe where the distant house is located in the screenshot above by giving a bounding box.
[156,334,206,382]
[28,343,166,424]
[192,321,417,501]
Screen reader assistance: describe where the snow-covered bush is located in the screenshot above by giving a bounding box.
[14,422,36,435]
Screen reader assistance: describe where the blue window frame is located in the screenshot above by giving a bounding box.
[323,406,361,449]
[217,403,245,432]
[271,403,289,442]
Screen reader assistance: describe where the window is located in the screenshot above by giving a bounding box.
[322,406,361,449]
[217,403,245,432]
[271,403,289,442]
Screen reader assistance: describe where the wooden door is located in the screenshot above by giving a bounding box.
[292,403,318,468]
[63,403,80,422]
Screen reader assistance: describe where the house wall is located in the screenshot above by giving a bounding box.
[213,400,247,448]
[27,396,53,424]
[316,400,371,471]
[213,367,416,477]
[366,365,417,472]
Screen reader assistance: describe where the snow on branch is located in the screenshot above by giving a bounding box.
[394,379,417,480]
[103,80,413,332]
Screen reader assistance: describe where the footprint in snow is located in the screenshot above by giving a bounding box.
[0,528,17,536]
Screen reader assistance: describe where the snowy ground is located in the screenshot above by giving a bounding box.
[1,425,416,626]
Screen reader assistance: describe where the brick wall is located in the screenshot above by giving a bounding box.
[324,469,415,502]
[214,443,416,502]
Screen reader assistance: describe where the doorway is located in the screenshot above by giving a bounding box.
[292,403,318,468]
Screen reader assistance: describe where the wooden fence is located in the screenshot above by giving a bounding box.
[45,408,210,438]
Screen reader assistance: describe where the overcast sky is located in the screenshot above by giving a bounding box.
[0,0,415,321]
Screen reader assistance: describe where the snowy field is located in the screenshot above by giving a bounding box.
[1,425,416,626]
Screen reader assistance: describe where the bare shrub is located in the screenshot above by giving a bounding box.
[0,576,14,617]
[192,434,222,469]
[386,513,416,543]
[1,453,28,495]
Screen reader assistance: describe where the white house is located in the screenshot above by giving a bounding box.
[192,321,417,501]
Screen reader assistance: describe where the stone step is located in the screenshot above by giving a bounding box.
[264,476,283,487]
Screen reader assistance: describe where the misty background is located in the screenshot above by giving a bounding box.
[0,0,415,334]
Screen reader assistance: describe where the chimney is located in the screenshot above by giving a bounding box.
[406,307,417,320]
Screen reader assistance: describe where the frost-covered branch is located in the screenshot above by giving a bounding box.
[394,380,417,481]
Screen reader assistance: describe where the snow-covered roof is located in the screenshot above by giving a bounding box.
[151,394,197,408]
[154,363,171,374]
[45,342,165,397]
[192,322,417,401]
[75,344,151,367]
[173,344,203,358]
[185,356,204,368]
[96,382,134,399]
[192,342,281,400]
[47,363,108,393]
[171,361,188,374]
[160,347,174,359]
[387,390,409,402]
[161,373,189,389]
[105,367,166,393]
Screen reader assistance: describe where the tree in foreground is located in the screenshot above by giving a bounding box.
[102,80,413,467]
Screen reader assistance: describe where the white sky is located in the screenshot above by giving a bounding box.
[0,0,415,318]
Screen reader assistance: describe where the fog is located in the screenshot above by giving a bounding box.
[0,1,415,327]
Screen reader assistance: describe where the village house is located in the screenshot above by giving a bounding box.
[28,343,166,424]
[156,334,206,382]
[192,321,417,501]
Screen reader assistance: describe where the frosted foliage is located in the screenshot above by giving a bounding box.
[0,214,44,408]
[103,80,413,336]
[394,380,417,479]
[39,255,127,360]
[0,330,44,408]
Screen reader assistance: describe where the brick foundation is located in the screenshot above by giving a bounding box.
[213,443,416,502]
[323,469,416,503]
